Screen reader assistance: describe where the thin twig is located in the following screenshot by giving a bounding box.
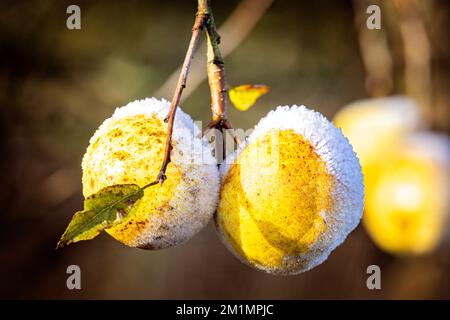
[156,2,209,185]
[154,0,274,104]
[353,0,394,97]
[204,4,227,127]
[203,0,240,148]
[142,180,160,190]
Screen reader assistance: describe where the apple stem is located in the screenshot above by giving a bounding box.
[157,0,240,186]
[203,0,240,147]
[156,1,209,185]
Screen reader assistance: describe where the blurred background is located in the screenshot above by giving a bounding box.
[0,0,449,299]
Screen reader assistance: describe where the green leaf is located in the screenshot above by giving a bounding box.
[56,184,144,249]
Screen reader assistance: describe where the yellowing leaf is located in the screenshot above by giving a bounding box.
[229,84,270,111]
[56,184,144,249]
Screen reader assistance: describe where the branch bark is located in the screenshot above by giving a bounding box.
[392,0,432,124]
[154,0,274,104]
[353,0,394,97]
[156,1,208,184]
[202,0,239,147]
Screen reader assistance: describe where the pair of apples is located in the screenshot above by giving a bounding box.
[81,97,364,275]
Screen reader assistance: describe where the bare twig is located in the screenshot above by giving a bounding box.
[142,180,160,189]
[156,1,209,185]
[154,0,274,103]
[202,0,240,148]
[353,0,394,97]
[392,0,432,123]
[205,6,227,126]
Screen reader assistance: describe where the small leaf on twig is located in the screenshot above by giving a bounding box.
[229,84,270,111]
[56,184,144,249]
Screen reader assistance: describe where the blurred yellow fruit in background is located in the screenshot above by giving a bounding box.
[333,96,423,171]
[364,133,450,255]
[334,97,449,255]
[216,106,364,274]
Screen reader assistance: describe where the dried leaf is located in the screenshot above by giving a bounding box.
[229,84,270,111]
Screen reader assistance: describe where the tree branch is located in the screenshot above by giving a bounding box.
[154,0,274,105]
[157,1,209,185]
[205,1,227,126]
[202,0,239,147]
[353,0,394,97]
[392,0,432,124]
